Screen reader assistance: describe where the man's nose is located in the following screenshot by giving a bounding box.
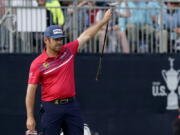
[56,40,63,44]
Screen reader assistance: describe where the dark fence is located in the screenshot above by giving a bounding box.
[0,54,179,135]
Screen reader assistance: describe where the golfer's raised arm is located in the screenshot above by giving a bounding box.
[26,84,38,131]
[77,9,112,51]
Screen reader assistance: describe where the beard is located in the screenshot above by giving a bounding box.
[51,44,63,53]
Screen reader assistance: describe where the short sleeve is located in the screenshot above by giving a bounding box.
[28,62,40,84]
[64,40,79,55]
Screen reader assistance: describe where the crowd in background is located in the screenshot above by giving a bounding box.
[0,0,180,53]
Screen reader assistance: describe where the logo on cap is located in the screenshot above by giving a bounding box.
[53,29,63,35]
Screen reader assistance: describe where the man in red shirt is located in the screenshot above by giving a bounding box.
[25,9,112,135]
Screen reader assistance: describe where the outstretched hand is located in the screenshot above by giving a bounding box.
[103,9,112,23]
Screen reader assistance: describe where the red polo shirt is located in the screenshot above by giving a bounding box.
[28,40,79,101]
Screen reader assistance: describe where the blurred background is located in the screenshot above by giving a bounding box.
[1,0,180,135]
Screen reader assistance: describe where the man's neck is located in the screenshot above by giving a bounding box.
[46,49,59,57]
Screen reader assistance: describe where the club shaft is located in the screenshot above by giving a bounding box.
[96,22,109,81]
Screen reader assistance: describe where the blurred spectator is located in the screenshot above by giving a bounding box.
[0,0,8,51]
[96,1,130,53]
[0,0,5,15]
[60,1,70,6]
[64,1,93,42]
[147,0,168,53]
[37,0,64,26]
[88,1,99,25]
[119,0,155,53]
[163,2,180,51]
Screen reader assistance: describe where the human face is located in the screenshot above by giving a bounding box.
[45,37,64,53]
[37,0,46,6]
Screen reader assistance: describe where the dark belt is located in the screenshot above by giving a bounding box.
[51,97,75,104]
